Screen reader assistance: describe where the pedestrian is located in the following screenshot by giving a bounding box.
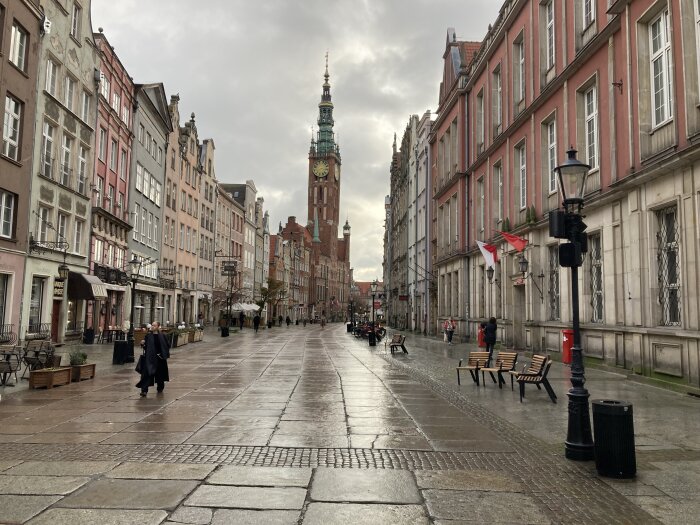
[484,317,497,365]
[198,312,204,326]
[278,315,283,327]
[286,315,291,327]
[253,313,261,333]
[320,311,327,328]
[443,317,456,345]
[303,318,307,327]
[136,321,170,397]
[239,311,245,330]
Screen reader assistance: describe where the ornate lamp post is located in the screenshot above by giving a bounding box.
[369,280,378,347]
[549,147,594,461]
[127,255,142,356]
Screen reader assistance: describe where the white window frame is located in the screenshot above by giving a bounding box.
[57,213,67,243]
[38,206,50,243]
[477,176,485,233]
[73,220,83,254]
[547,120,557,193]
[64,76,76,111]
[476,89,484,152]
[133,203,140,240]
[46,60,58,96]
[41,122,55,177]
[3,95,21,161]
[60,134,73,186]
[516,143,527,210]
[0,190,15,239]
[584,85,599,169]
[81,91,90,122]
[98,128,106,161]
[650,9,673,128]
[9,23,28,72]
[583,0,595,28]
[112,92,120,113]
[109,138,117,171]
[514,38,525,103]
[545,0,555,71]
[493,66,502,135]
[120,149,127,181]
[70,3,82,39]
[77,146,87,194]
[100,72,110,100]
[494,162,503,222]
[136,163,143,192]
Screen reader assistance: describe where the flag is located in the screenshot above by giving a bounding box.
[497,231,528,252]
[476,241,499,269]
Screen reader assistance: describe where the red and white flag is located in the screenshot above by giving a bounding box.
[497,231,528,252]
[476,241,499,269]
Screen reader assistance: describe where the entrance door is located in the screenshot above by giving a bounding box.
[51,300,61,342]
[512,284,525,349]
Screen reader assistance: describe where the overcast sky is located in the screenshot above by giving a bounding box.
[91,0,500,282]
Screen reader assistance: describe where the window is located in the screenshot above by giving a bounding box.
[186,227,191,252]
[149,174,156,202]
[70,3,81,39]
[0,190,16,239]
[476,89,484,153]
[583,0,595,28]
[657,205,681,325]
[41,122,55,178]
[584,86,598,169]
[141,208,146,242]
[112,92,120,114]
[545,1,555,71]
[157,147,163,164]
[64,76,76,111]
[121,105,129,125]
[3,95,22,161]
[516,143,526,209]
[94,237,103,263]
[109,138,117,171]
[152,138,157,158]
[650,9,672,127]
[146,132,152,154]
[165,181,171,208]
[46,60,58,96]
[81,91,90,122]
[57,213,67,243]
[513,36,525,104]
[133,203,140,240]
[60,135,73,186]
[120,149,127,180]
[179,223,184,249]
[143,170,150,199]
[155,182,162,207]
[492,66,502,136]
[0,274,7,323]
[38,206,50,243]
[28,277,45,327]
[546,120,557,193]
[138,124,144,144]
[117,192,124,212]
[548,245,560,320]
[180,190,186,211]
[98,128,106,161]
[477,177,484,233]
[147,212,153,244]
[588,232,603,323]
[135,163,143,192]
[154,218,158,249]
[9,22,28,72]
[494,162,503,222]
[73,220,83,254]
[77,146,87,194]
[99,72,110,100]
[94,176,104,207]
[171,149,175,169]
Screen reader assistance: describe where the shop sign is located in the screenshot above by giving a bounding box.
[53,279,65,298]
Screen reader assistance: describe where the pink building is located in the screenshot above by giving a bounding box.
[461,0,700,389]
[89,29,134,333]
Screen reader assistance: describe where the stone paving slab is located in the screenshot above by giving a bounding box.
[101,431,192,444]
[310,468,421,504]
[105,462,216,480]
[208,466,312,487]
[0,494,62,523]
[56,478,198,510]
[26,508,169,525]
[303,502,428,525]
[210,508,300,524]
[4,460,119,477]
[22,432,114,444]
[424,489,552,523]
[0,474,89,495]
[169,505,213,524]
[0,459,23,472]
[185,485,307,509]
[415,470,524,492]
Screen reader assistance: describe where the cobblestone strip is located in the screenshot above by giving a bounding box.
[375,350,661,525]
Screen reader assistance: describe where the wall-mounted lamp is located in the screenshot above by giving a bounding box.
[486,266,501,289]
[518,254,545,303]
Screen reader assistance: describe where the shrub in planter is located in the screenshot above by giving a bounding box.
[69,350,95,381]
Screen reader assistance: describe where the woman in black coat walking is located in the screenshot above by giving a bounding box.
[136,321,170,397]
[484,317,497,365]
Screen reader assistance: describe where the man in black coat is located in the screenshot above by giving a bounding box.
[484,317,498,366]
[136,321,170,397]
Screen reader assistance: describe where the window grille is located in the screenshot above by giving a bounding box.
[656,206,681,325]
[548,245,560,320]
[588,232,603,322]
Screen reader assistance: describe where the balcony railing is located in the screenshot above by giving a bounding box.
[25,322,51,341]
[0,324,17,346]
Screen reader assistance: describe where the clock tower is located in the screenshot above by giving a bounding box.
[308,54,341,259]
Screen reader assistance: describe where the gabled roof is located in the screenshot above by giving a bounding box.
[135,83,173,134]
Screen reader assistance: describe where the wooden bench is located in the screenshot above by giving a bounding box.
[456,351,490,386]
[512,355,557,403]
[480,351,518,388]
[389,334,407,354]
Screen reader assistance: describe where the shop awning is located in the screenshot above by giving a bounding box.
[67,272,108,300]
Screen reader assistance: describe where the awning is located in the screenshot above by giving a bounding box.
[67,272,108,300]
[104,283,128,292]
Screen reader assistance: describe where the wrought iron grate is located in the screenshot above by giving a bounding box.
[656,206,681,325]
[548,246,560,321]
[588,233,603,323]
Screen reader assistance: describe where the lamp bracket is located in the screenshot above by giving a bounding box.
[528,272,545,303]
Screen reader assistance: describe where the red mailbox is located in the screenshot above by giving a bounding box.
[562,329,574,365]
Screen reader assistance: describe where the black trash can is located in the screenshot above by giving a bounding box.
[83,327,95,344]
[112,340,134,365]
[347,323,353,333]
[221,326,230,337]
[368,332,376,347]
[592,399,636,478]
[267,321,273,329]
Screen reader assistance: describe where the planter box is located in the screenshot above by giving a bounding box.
[71,363,96,382]
[29,367,72,389]
[193,331,203,342]
[176,334,189,347]
[187,331,195,343]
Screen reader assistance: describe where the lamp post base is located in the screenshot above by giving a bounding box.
[565,388,594,461]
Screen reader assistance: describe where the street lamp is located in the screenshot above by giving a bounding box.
[549,147,594,461]
[369,280,378,347]
[127,255,142,357]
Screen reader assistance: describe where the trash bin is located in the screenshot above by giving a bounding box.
[221,326,229,337]
[112,340,134,365]
[368,331,376,347]
[267,321,273,329]
[592,400,636,478]
[83,327,95,344]
[562,329,574,364]
[347,323,353,333]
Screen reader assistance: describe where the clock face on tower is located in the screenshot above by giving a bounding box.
[313,159,329,178]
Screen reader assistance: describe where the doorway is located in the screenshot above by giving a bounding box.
[512,284,525,349]
[51,300,61,342]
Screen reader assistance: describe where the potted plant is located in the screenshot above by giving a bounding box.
[69,350,96,382]
[29,366,72,389]
[176,325,189,347]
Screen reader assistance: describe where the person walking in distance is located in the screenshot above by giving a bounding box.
[443,317,456,345]
[253,313,261,333]
[285,315,291,328]
[136,322,170,397]
[484,317,498,365]
[239,311,245,330]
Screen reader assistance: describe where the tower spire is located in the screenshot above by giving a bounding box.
[316,54,337,156]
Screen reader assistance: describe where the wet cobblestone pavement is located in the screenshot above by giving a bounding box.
[0,324,697,523]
